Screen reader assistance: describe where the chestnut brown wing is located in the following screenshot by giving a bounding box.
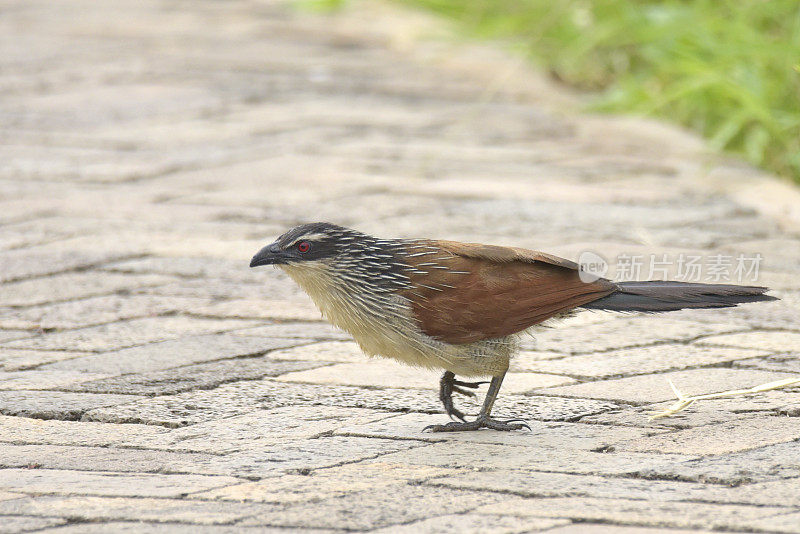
[400,240,617,344]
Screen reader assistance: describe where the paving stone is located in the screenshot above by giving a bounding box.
[696,331,800,353]
[614,415,800,455]
[0,331,32,343]
[82,378,619,427]
[0,495,277,525]
[427,469,714,501]
[0,444,219,474]
[691,477,800,508]
[526,317,742,355]
[140,406,396,454]
[374,441,696,476]
[541,368,799,404]
[268,341,369,364]
[0,349,93,371]
[0,295,208,330]
[40,334,302,375]
[0,370,110,390]
[0,271,174,307]
[735,354,800,374]
[189,299,322,322]
[0,391,143,421]
[475,496,789,531]
[737,511,800,534]
[544,526,715,534]
[521,345,768,379]
[195,461,455,503]
[275,360,575,392]
[0,469,243,498]
[4,317,258,352]
[581,390,800,429]
[69,356,326,396]
[636,441,800,485]
[0,415,170,448]
[0,516,67,534]
[188,435,426,478]
[229,322,351,341]
[0,247,135,284]
[35,523,334,534]
[368,514,568,533]
[240,485,505,530]
[335,413,658,449]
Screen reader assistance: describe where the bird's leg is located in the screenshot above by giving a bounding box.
[425,371,530,432]
[438,371,480,422]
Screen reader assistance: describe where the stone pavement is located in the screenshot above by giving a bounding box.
[1,0,800,532]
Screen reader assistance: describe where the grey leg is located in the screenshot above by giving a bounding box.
[425,371,530,432]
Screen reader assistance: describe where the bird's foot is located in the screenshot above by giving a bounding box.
[439,372,488,422]
[424,415,530,433]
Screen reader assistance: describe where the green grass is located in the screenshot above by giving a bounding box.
[396,0,800,183]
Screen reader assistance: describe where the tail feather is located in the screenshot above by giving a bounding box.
[581,281,777,312]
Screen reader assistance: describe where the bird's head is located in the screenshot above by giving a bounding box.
[249,222,358,269]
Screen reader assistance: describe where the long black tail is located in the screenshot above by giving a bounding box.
[581,281,777,312]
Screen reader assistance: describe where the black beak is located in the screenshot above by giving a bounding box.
[250,242,286,267]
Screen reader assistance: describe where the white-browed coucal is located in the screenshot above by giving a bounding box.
[250,222,776,432]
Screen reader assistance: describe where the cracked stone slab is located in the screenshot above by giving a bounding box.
[0,415,170,448]
[267,341,369,364]
[193,461,456,503]
[426,469,714,502]
[0,247,136,284]
[520,345,769,379]
[695,331,800,353]
[0,469,243,498]
[68,356,327,396]
[82,378,619,428]
[374,441,697,476]
[475,496,789,531]
[0,391,143,421]
[0,495,279,526]
[0,295,208,330]
[5,317,258,352]
[39,334,303,375]
[735,354,800,374]
[0,370,111,390]
[0,349,93,371]
[275,360,575,392]
[334,412,658,449]
[635,440,800,485]
[0,516,67,534]
[614,415,800,455]
[239,484,505,530]
[526,317,743,354]
[368,514,569,534]
[138,406,397,454]
[0,271,175,307]
[0,444,220,474]
[541,368,799,404]
[31,523,329,534]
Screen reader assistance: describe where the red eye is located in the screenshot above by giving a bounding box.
[297,241,310,253]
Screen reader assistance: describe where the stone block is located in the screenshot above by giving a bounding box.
[542,368,798,404]
[0,295,207,330]
[0,496,275,525]
[5,317,258,352]
[615,415,800,455]
[268,341,367,363]
[0,444,217,474]
[521,345,767,379]
[274,361,575,392]
[0,272,174,307]
[69,356,325,396]
[41,334,301,375]
[0,469,243,498]
[0,370,110,390]
[0,415,169,448]
[369,514,568,534]
[0,391,143,421]
[0,349,93,371]
[476,496,788,531]
[195,461,455,503]
[0,516,66,533]
[239,485,504,530]
[696,331,800,353]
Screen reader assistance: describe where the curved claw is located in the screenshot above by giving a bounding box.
[453,379,489,389]
[424,415,530,433]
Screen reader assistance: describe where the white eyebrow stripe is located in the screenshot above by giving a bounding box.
[288,233,328,246]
